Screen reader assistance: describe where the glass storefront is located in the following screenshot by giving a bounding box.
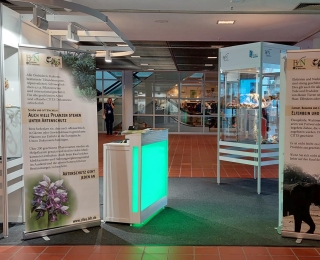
[96,70,218,133]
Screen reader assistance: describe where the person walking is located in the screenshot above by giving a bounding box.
[104,98,115,135]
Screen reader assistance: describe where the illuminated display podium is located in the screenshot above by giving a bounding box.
[103,128,168,224]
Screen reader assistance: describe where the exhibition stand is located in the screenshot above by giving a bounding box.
[0,0,134,239]
[103,128,168,225]
[217,42,299,194]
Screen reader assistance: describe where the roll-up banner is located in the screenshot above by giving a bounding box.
[282,50,320,241]
[20,47,100,238]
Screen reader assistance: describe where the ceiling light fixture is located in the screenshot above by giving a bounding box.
[141,63,149,66]
[66,23,79,43]
[208,57,217,59]
[117,44,129,47]
[105,51,112,63]
[217,20,235,25]
[131,56,141,58]
[205,64,213,66]
[148,69,154,71]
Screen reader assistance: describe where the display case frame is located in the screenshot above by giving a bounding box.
[217,42,299,194]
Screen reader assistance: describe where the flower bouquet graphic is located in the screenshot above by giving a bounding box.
[30,175,72,229]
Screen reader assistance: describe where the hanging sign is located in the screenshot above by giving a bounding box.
[20,47,100,236]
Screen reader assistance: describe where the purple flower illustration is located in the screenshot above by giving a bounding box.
[31,175,69,227]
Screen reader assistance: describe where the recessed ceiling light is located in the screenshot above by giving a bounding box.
[117,44,128,47]
[217,20,235,25]
[131,56,141,58]
[141,63,149,66]
[148,68,154,71]
[205,64,213,66]
[155,20,168,23]
[208,57,217,59]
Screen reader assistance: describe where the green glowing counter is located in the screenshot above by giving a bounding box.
[103,128,168,224]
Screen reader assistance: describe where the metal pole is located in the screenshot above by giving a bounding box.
[0,4,9,237]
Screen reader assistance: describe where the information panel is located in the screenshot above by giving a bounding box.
[20,47,99,235]
[282,50,320,240]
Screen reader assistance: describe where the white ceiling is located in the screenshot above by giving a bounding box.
[73,0,320,45]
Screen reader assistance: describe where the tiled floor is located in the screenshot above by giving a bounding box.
[0,134,315,258]
[1,245,320,260]
[98,133,278,178]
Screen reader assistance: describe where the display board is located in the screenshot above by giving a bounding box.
[20,47,100,238]
[281,49,320,241]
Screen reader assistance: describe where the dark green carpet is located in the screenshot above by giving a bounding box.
[0,178,318,246]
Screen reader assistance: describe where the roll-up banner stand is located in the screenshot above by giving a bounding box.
[20,47,100,239]
[281,49,320,241]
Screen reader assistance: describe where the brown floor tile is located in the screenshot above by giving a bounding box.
[116,254,143,260]
[243,247,269,255]
[219,247,244,255]
[37,254,65,260]
[267,247,294,255]
[168,255,194,260]
[0,253,12,260]
[68,246,96,254]
[93,246,121,254]
[0,246,22,254]
[16,246,46,254]
[298,257,320,260]
[195,255,220,260]
[118,246,145,254]
[246,255,272,260]
[168,246,194,254]
[144,247,169,254]
[89,254,117,260]
[195,246,219,255]
[142,253,168,260]
[64,254,92,260]
[292,248,320,256]
[220,255,246,260]
[10,253,39,260]
[271,256,297,260]
[42,246,71,254]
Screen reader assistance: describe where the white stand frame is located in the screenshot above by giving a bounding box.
[217,42,299,194]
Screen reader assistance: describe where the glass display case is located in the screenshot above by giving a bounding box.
[217,42,299,194]
[220,70,280,144]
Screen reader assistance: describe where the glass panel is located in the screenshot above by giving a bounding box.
[153,82,179,98]
[133,71,154,85]
[204,116,218,133]
[149,71,179,81]
[113,115,122,132]
[180,99,203,115]
[96,80,102,93]
[133,98,153,114]
[113,97,122,114]
[180,72,204,83]
[155,116,178,132]
[205,72,218,82]
[153,98,179,116]
[96,71,102,79]
[133,81,152,98]
[204,82,218,99]
[97,114,105,132]
[180,83,203,99]
[133,116,153,129]
[103,71,118,80]
[179,116,204,132]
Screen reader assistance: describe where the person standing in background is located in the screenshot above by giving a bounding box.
[104,98,115,135]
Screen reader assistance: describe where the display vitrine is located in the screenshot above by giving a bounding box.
[217,42,299,194]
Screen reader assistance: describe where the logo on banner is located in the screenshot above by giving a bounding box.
[293,56,306,69]
[264,49,272,57]
[26,53,40,65]
[249,50,258,58]
[311,59,320,69]
[45,56,62,68]
[222,53,229,61]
